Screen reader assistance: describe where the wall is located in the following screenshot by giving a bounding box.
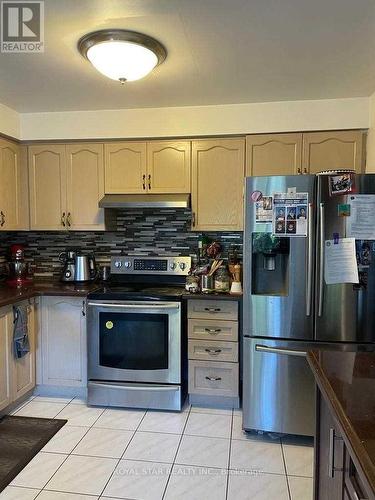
[0,102,20,139]
[0,209,242,279]
[20,97,369,141]
[366,91,375,172]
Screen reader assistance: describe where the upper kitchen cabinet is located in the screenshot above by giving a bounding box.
[104,140,191,194]
[147,141,191,193]
[104,142,147,194]
[302,130,365,174]
[191,139,245,231]
[29,143,104,231]
[66,144,105,230]
[28,145,67,230]
[246,133,303,176]
[0,139,29,231]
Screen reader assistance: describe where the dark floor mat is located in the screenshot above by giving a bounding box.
[0,415,67,492]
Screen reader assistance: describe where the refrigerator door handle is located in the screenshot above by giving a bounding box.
[318,202,325,317]
[255,344,307,357]
[306,202,314,317]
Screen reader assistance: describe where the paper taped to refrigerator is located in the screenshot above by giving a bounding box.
[272,192,308,237]
[347,195,375,240]
[324,238,359,285]
[255,196,273,223]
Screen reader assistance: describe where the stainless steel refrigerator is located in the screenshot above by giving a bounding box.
[242,174,375,436]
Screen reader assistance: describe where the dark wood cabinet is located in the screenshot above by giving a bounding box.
[315,389,375,500]
[315,390,345,500]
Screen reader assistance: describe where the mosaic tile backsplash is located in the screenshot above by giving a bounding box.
[0,209,243,279]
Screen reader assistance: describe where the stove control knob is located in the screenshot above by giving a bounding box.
[124,261,131,268]
[170,262,177,270]
[179,262,186,271]
[114,261,122,268]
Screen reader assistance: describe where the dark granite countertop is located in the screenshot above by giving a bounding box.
[182,292,242,301]
[0,281,101,308]
[0,282,242,308]
[307,350,375,495]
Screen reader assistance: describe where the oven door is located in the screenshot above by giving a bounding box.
[87,301,181,384]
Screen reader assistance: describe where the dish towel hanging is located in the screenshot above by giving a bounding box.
[13,305,30,359]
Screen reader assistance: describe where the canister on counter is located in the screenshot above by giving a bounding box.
[214,265,230,292]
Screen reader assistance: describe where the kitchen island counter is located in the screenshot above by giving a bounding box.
[308,349,375,498]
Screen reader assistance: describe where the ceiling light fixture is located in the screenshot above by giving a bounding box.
[78,29,167,83]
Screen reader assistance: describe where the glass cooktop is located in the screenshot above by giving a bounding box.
[88,284,186,301]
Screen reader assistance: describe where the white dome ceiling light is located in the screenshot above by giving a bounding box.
[78,30,167,83]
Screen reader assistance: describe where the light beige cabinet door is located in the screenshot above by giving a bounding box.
[302,131,365,174]
[246,133,303,176]
[28,145,67,230]
[104,142,147,194]
[147,141,191,193]
[192,139,245,231]
[0,139,29,230]
[41,297,86,387]
[0,308,12,411]
[66,143,105,230]
[12,302,36,401]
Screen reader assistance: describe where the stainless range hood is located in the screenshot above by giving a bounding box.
[99,194,190,209]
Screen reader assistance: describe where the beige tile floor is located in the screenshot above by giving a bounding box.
[0,396,314,500]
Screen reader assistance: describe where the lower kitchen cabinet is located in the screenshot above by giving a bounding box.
[0,308,12,411]
[187,298,240,408]
[0,301,36,412]
[315,389,375,500]
[12,302,36,400]
[40,297,87,387]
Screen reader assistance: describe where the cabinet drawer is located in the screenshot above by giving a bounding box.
[188,319,238,342]
[188,340,238,362]
[188,299,238,320]
[188,360,238,397]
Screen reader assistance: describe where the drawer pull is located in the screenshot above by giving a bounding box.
[204,307,221,312]
[205,348,222,355]
[204,328,222,334]
[205,376,222,381]
[328,428,344,478]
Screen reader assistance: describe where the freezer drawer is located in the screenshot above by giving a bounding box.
[243,337,315,436]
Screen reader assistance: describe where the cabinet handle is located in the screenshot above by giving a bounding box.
[328,428,343,478]
[205,376,222,381]
[205,348,222,355]
[0,211,5,227]
[191,212,196,227]
[148,174,151,190]
[204,307,221,312]
[303,167,308,174]
[142,174,146,190]
[204,328,222,334]
[61,212,66,227]
[82,300,86,317]
[297,167,302,175]
[67,212,72,227]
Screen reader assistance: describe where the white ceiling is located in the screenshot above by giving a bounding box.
[1,0,375,113]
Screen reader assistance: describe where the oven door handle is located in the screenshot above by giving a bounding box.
[89,382,180,392]
[87,302,180,310]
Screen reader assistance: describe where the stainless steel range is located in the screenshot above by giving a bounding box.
[87,255,191,411]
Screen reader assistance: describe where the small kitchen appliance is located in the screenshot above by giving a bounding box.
[6,245,32,287]
[87,255,191,411]
[59,251,97,283]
